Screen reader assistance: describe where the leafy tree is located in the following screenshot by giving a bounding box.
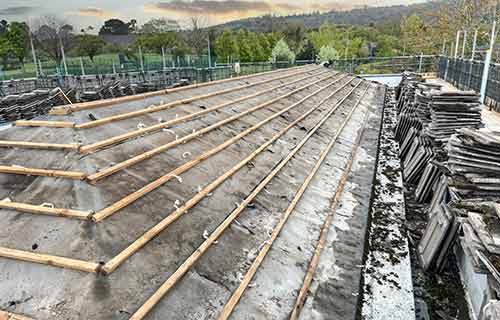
[140,18,180,33]
[317,45,339,62]
[266,32,283,49]
[375,34,400,56]
[236,30,253,62]
[0,35,11,68]
[282,22,306,54]
[136,32,186,55]
[258,34,272,60]
[308,23,338,51]
[6,22,29,67]
[77,34,105,61]
[296,39,315,60]
[401,14,426,54]
[99,19,135,35]
[270,38,295,63]
[214,30,237,62]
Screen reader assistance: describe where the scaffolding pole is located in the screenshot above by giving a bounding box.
[471,29,478,60]
[454,31,460,59]
[480,22,496,104]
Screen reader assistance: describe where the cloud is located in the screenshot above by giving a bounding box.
[0,6,37,16]
[145,0,302,16]
[72,7,114,18]
[308,2,365,12]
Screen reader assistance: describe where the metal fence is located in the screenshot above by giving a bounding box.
[0,54,220,81]
[438,56,500,112]
[328,55,439,74]
[0,61,312,96]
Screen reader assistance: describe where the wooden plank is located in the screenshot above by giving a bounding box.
[0,201,91,219]
[222,86,369,320]
[49,65,310,115]
[79,70,333,154]
[128,80,365,320]
[74,66,320,129]
[101,77,355,276]
[91,74,346,222]
[0,141,80,150]
[0,247,99,273]
[0,310,34,320]
[86,71,342,182]
[14,120,75,128]
[0,166,86,180]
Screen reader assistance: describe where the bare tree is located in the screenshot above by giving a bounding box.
[185,16,208,55]
[32,15,74,63]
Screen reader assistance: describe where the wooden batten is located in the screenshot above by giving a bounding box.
[0,141,80,150]
[14,120,75,128]
[0,310,34,320]
[0,166,86,180]
[0,201,91,219]
[0,247,100,273]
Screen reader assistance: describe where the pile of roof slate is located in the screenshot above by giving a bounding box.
[417,129,500,273]
[446,129,500,199]
[395,76,484,204]
[424,91,483,143]
[0,88,72,124]
[457,201,500,275]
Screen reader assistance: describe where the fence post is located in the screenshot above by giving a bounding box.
[29,33,39,78]
[38,59,44,77]
[418,53,423,73]
[480,21,496,104]
[138,46,144,72]
[60,40,68,76]
[79,57,85,76]
[161,47,166,71]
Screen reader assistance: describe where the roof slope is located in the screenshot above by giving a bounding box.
[0,65,384,319]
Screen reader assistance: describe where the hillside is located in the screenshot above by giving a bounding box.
[214,1,441,32]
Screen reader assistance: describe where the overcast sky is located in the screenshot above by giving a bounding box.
[0,0,428,30]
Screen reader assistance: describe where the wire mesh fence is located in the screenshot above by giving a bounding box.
[438,56,500,112]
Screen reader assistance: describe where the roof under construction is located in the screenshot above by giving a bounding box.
[0,65,385,320]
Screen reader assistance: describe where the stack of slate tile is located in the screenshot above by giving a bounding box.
[458,201,500,276]
[446,129,500,199]
[418,130,500,272]
[0,88,71,124]
[397,86,484,204]
[424,91,483,144]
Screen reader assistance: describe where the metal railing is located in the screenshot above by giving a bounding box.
[328,55,439,74]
